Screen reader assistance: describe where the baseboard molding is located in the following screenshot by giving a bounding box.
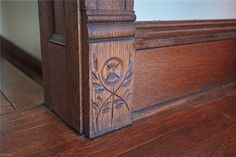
[0,36,42,85]
[133,81,236,121]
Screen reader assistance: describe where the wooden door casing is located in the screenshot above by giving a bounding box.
[39,0,236,138]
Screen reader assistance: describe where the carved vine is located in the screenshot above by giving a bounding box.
[91,55,133,124]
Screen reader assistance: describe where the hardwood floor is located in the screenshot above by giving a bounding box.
[1,58,236,157]
[0,58,43,111]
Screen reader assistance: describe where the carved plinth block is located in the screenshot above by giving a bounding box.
[87,40,135,137]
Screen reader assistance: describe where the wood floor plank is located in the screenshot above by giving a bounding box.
[1,59,236,157]
[0,92,15,115]
[0,57,43,111]
[28,92,236,157]
[119,98,236,157]
[0,106,80,157]
[180,122,236,157]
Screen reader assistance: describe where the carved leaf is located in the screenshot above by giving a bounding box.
[92,72,98,81]
[97,96,102,105]
[122,79,132,88]
[127,63,132,74]
[102,108,110,114]
[94,58,98,72]
[95,88,105,94]
[93,82,101,88]
[128,55,132,66]
[92,101,99,110]
[102,101,110,114]
[125,71,133,80]
[124,91,132,101]
[114,99,124,109]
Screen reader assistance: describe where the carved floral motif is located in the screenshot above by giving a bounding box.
[91,55,133,124]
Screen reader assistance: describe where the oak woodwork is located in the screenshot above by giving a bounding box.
[0,58,43,112]
[133,39,236,112]
[136,20,236,49]
[1,60,236,156]
[38,0,82,133]
[38,0,236,138]
[81,0,136,138]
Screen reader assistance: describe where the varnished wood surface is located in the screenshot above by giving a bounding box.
[0,58,43,111]
[1,61,236,157]
[135,20,236,50]
[133,39,236,112]
[39,3,236,138]
[0,92,15,115]
[39,0,82,133]
[81,0,136,138]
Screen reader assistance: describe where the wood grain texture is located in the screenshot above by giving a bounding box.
[89,40,134,137]
[81,0,136,138]
[47,0,65,45]
[38,0,82,133]
[39,0,236,139]
[1,61,236,157]
[133,39,236,112]
[0,58,43,111]
[8,87,235,157]
[0,92,15,115]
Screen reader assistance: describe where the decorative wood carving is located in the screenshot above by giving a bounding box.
[39,0,236,140]
[81,0,136,138]
[90,41,134,136]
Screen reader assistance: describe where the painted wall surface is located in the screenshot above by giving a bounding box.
[135,0,236,21]
[0,0,41,60]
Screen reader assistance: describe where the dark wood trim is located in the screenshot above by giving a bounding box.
[81,0,136,138]
[133,39,236,113]
[0,36,42,86]
[133,81,236,121]
[37,1,236,139]
[136,20,236,50]
[38,0,82,134]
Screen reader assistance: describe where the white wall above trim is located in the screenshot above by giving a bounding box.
[135,0,236,21]
[0,0,41,60]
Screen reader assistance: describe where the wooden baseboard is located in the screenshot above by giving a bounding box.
[133,81,236,121]
[133,20,236,115]
[0,36,42,86]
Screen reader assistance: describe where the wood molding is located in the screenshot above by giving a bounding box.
[38,0,236,139]
[136,20,236,50]
[133,39,236,113]
[133,81,236,121]
[81,0,136,138]
[38,0,82,133]
[0,36,42,85]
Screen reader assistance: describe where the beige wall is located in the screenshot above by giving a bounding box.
[135,0,236,21]
[0,0,41,60]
